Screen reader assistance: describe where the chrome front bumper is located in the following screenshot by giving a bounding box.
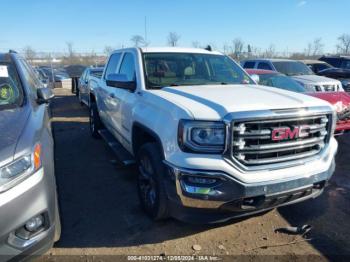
[163,159,335,211]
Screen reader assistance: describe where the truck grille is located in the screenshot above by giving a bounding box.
[230,114,331,167]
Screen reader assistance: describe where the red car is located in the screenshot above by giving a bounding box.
[246,69,350,134]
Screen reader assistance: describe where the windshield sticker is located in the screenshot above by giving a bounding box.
[0,66,9,77]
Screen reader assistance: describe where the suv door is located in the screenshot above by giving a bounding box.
[79,69,88,102]
[108,52,137,150]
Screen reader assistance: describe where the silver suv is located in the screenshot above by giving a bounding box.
[0,51,60,260]
[241,58,343,92]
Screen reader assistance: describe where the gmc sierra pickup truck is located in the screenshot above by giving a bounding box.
[90,47,338,223]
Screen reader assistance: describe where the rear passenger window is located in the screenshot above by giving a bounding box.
[119,53,136,81]
[243,61,255,69]
[104,53,122,79]
[257,62,272,70]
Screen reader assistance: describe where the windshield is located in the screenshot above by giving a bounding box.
[143,53,254,89]
[273,61,314,76]
[258,73,306,93]
[0,63,23,109]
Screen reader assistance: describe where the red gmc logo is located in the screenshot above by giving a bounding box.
[271,126,310,141]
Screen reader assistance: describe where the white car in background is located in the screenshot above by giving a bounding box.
[241,58,343,92]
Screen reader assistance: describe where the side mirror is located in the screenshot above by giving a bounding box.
[251,74,260,84]
[106,73,136,91]
[37,88,54,104]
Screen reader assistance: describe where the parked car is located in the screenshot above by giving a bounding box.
[301,60,333,74]
[0,51,60,259]
[319,55,350,69]
[34,67,50,88]
[64,64,86,95]
[246,69,350,134]
[241,58,343,92]
[302,57,350,93]
[78,67,103,107]
[89,47,337,223]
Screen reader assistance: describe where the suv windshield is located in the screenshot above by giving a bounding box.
[273,61,314,76]
[259,73,306,93]
[0,63,23,109]
[143,53,254,89]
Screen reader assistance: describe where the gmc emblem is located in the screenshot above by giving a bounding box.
[271,126,310,141]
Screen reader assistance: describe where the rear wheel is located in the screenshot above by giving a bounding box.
[137,143,169,220]
[89,103,102,138]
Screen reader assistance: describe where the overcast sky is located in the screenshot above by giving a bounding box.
[0,0,349,54]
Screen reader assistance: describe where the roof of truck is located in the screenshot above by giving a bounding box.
[140,47,223,55]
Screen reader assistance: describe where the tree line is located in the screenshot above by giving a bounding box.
[22,32,350,65]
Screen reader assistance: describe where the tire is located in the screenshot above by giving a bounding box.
[137,143,169,220]
[89,103,102,138]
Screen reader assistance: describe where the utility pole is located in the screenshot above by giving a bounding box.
[144,16,148,46]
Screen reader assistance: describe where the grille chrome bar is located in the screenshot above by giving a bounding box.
[225,107,333,170]
[235,136,325,153]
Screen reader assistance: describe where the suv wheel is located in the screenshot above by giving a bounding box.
[137,143,169,220]
[89,103,102,138]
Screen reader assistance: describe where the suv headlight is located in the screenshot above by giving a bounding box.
[178,120,226,153]
[0,144,42,192]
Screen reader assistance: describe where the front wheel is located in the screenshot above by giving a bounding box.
[137,143,169,220]
[89,103,102,138]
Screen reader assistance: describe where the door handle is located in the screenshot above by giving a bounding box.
[109,93,115,98]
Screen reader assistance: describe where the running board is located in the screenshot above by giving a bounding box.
[98,129,136,166]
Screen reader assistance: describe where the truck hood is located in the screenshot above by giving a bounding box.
[152,84,331,120]
[319,68,350,79]
[291,74,339,84]
[0,107,30,164]
[308,91,350,107]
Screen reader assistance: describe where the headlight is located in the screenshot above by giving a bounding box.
[0,144,42,192]
[341,79,350,88]
[178,120,226,153]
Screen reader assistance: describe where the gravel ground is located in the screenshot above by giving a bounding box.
[39,88,350,261]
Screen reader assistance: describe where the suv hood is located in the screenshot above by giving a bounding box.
[0,107,30,165]
[153,85,331,120]
[291,74,339,84]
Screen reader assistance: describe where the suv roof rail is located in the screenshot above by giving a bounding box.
[9,49,18,54]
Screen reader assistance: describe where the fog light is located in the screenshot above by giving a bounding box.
[25,215,44,232]
[186,176,217,185]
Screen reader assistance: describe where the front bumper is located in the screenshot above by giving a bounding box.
[0,168,58,261]
[163,157,336,223]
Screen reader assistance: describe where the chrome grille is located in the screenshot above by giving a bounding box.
[230,114,331,167]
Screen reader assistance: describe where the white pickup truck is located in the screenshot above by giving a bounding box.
[89,47,338,223]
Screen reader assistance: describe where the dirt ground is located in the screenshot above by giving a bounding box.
[40,88,350,261]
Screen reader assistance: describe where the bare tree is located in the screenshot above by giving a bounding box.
[66,42,75,59]
[167,32,180,47]
[192,41,201,48]
[103,46,114,56]
[336,34,350,55]
[130,35,145,47]
[23,46,36,63]
[264,44,276,58]
[305,38,324,57]
[232,38,244,59]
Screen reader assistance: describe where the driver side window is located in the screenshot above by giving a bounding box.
[119,53,136,82]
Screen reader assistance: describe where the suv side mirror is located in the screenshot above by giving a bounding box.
[251,74,260,84]
[37,88,54,104]
[106,73,136,91]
